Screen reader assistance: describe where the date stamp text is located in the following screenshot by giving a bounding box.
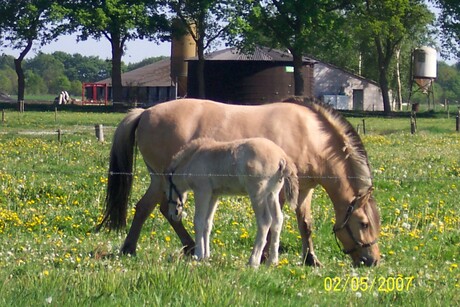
[324,276,415,293]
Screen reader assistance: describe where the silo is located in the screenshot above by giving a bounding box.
[413,46,437,90]
[171,19,196,97]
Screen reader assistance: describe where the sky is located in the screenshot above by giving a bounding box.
[0,4,457,66]
[1,33,171,64]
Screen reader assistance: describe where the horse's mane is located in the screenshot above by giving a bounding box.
[284,97,379,233]
[283,96,373,193]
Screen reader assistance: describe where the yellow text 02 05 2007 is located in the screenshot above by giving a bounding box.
[323,275,415,293]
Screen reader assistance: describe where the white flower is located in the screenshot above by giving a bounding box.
[402,222,411,230]
[355,291,362,298]
[45,297,52,304]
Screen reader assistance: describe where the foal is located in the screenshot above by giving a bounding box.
[165,138,299,267]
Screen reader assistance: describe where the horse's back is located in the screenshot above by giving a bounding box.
[136,99,316,173]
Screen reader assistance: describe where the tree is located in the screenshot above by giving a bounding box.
[167,0,236,98]
[352,0,434,114]
[237,0,353,96]
[0,0,64,108]
[64,0,169,103]
[433,0,460,59]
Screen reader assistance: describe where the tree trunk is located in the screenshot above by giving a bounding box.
[375,38,393,115]
[292,51,304,96]
[196,38,206,99]
[111,34,124,103]
[379,68,392,114]
[395,48,403,111]
[14,39,33,110]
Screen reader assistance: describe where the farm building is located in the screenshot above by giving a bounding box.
[98,45,385,111]
[313,60,385,111]
[186,47,316,105]
[98,58,175,105]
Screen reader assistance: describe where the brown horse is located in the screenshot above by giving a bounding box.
[165,137,299,267]
[98,98,380,267]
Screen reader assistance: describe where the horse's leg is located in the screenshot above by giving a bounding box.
[159,199,195,255]
[121,175,195,255]
[248,196,272,268]
[120,178,163,255]
[266,193,283,266]
[296,188,323,267]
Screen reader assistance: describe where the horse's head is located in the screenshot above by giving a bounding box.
[333,190,380,266]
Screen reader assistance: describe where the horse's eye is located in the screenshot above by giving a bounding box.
[361,222,369,229]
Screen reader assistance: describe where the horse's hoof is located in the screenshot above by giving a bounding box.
[303,253,323,267]
[182,244,195,256]
[120,244,137,256]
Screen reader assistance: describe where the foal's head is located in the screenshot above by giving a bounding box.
[168,198,185,222]
[166,173,186,222]
[333,190,381,266]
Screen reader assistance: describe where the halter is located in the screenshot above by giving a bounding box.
[167,172,184,213]
[333,195,378,255]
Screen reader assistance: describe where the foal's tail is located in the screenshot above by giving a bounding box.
[281,158,299,211]
[96,108,145,231]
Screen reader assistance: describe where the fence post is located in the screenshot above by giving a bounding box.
[95,124,105,142]
[57,129,62,143]
[362,119,366,135]
[456,110,460,132]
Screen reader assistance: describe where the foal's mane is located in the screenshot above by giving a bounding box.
[168,138,216,173]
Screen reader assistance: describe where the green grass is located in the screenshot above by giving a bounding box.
[0,110,459,306]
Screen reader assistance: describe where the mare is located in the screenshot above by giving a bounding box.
[98,98,381,266]
[165,137,299,267]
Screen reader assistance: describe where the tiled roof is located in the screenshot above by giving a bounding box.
[191,46,316,64]
[98,58,172,87]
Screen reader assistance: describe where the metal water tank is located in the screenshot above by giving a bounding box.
[413,47,437,79]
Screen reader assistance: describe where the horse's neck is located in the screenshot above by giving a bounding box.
[317,156,372,209]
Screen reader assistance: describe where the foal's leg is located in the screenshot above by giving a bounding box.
[193,188,214,260]
[249,196,272,268]
[203,195,219,259]
[266,193,283,266]
[296,188,322,267]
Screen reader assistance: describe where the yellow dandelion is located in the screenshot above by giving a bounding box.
[278,258,289,266]
[165,236,171,242]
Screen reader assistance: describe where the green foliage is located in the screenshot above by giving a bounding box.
[0,111,459,305]
[434,0,460,58]
[24,71,48,95]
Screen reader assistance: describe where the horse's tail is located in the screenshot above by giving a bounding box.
[96,108,145,231]
[280,158,299,211]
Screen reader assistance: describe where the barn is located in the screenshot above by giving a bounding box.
[98,45,385,111]
[314,61,385,111]
[98,58,175,106]
[186,47,316,105]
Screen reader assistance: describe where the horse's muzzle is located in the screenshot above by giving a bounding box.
[356,256,379,267]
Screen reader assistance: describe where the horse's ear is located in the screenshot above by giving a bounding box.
[357,187,373,208]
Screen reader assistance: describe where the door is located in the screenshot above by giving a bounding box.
[353,89,364,111]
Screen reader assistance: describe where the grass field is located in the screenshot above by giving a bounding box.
[0,109,459,306]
